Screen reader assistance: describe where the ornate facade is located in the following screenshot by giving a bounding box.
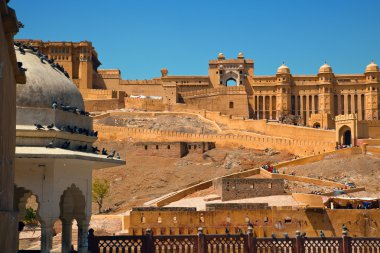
[15,40,380,130]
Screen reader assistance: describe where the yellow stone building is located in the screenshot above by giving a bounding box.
[15,40,380,146]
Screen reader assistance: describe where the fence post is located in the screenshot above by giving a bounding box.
[295,231,303,253]
[342,230,350,253]
[198,227,206,253]
[145,228,155,253]
[87,228,99,253]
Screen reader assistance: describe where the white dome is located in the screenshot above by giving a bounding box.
[15,47,85,111]
[319,63,333,73]
[277,63,291,74]
[365,61,379,73]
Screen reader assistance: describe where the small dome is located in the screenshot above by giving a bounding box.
[319,63,333,74]
[365,61,379,73]
[277,63,291,74]
[237,52,244,59]
[15,47,84,111]
[161,68,168,77]
[217,52,225,60]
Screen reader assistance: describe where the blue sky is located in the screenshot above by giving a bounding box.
[10,0,380,79]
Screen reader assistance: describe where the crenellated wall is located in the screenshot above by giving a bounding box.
[94,124,335,157]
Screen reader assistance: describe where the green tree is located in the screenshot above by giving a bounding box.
[24,207,38,226]
[92,179,110,214]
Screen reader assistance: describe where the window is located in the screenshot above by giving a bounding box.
[239,71,243,74]
[144,145,148,150]
[229,102,234,109]
[141,216,146,223]
[173,217,177,223]
[220,70,223,74]
[157,216,162,223]
[167,145,170,149]
[268,183,272,189]
[285,218,292,224]
[220,81,223,85]
[250,184,254,189]
[156,145,159,150]
[240,81,242,84]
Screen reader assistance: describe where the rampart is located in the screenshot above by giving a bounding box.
[93,124,335,156]
[213,178,285,201]
[124,97,165,111]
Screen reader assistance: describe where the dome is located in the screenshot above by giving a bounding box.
[217,52,225,60]
[319,63,333,74]
[15,47,85,111]
[237,52,244,59]
[365,61,379,73]
[277,63,291,74]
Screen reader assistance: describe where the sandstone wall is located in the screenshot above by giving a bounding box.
[94,125,335,156]
[180,86,249,118]
[214,178,285,201]
[84,99,122,112]
[135,142,187,158]
[125,208,380,237]
[124,97,165,111]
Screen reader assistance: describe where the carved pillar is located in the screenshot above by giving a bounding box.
[312,95,315,114]
[358,94,362,120]
[77,220,90,253]
[306,95,310,123]
[61,218,73,253]
[344,94,348,115]
[300,95,304,125]
[262,95,266,119]
[269,95,272,119]
[338,94,342,115]
[40,218,54,253]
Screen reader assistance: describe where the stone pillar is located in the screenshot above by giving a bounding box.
[300,95,304,125]
[61,219,73,253]
[262,95,266,119]
[77,220,90,253]
[312,95,315,114]
[295,95,299,115]
[256,96,260,119]
[40,218,54,253]
[358,94,363,120]
[344,94,349,115]
[351,94,355,115]
[306,95,310,123]
[269,95,272,119]
[338,94,342,115]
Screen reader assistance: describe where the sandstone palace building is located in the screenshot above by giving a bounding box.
[16,39,380,146]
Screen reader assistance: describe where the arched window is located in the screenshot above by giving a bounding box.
[226,78,237,86]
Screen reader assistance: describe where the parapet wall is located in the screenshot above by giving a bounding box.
[214,178,285,201]
[84,99,122,112]
[94,124,335,156]
[80,88,117,100]
[124,97,165,111]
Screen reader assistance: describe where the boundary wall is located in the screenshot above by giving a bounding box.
[152,147,362,207]
[94,124,335,156]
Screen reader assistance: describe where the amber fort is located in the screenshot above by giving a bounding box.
[2,1,380,253]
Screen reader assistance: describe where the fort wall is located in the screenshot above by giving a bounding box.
[213,178,285,201]
[93,124,335,156]
[124,208,380,237]
[124,97,165,111]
